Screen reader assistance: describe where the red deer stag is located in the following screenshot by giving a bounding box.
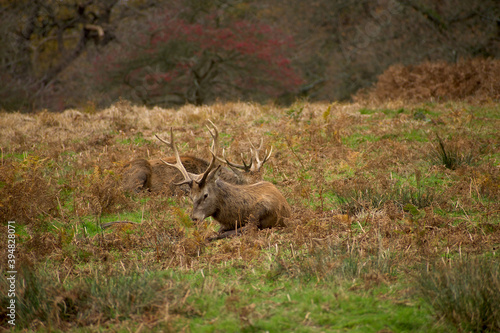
[121,122,272,193]
[157,128,291,240]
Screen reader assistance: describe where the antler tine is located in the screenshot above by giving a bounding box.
[206,120,226,166]
[216,149,252,171]
[241,153,253,171]
[257,138,264,150]
[187,119,220,185]
[213,148,227,164]
[155,129,193,186]
[198,143,219,186]
[248,138,261,166]
[206,119,219,156]
[262,146,273,163]
[220,148,252,172]
[248,138,264,151]
[207,120,253,172]
[248,138,273,171]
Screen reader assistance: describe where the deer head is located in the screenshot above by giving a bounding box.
[155,126,221,221]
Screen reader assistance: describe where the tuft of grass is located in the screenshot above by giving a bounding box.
[76,165,134,217]
[86,271,168,321]
[268,242,397,283]
[415,257,500,332]
[395,186,435,210]
[336,184,435,215]
[0,265,80,328]
[284,101,305,122]
[337,188,390,215]
[433,134,475,170]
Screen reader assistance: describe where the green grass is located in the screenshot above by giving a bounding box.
[333,182,436,214]
[116,132,152,146]
[342,127,428,148]
[71,210,149,235]
[358,107,406,117]
[2,258,450,332]
[466,105,500,120]
[402,129,428,143]
[191,282,431,332]
[2,151,34,160]
[342,132,379,149]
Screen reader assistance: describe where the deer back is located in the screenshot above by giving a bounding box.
[122,156,247,194]
[148,156,209,194]
[121,159,152,192]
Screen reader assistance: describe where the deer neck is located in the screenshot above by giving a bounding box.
[212,179,255,228]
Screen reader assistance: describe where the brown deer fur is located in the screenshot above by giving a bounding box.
[160,128,291,240]
[189,172,291,239]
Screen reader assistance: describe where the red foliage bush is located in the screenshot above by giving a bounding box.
[359,58,500,102]
[94,11,302,106]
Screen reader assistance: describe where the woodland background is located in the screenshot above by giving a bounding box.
[1,0,499,112]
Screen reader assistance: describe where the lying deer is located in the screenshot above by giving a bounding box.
[121,122,272,194]
[158,128,291,240]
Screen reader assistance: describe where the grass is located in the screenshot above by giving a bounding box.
[432,134,476,170]
[116,132,153,146]
[1,252,449,332]
[0,100,499,331]
[358,107,406,117]
[415,256,500,332]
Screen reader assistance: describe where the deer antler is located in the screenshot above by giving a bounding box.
[222,138,272,173]
[156,128,218,186]
[206,119,220,157]
[249,138,273,172]
[218,149,252,172]
[206,120,251,170]
[155,129,193,186]
[204,121,271,173]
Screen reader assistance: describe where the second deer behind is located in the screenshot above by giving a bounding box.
[121,121,271,194]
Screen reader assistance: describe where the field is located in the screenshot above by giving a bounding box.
[1,100,499,332]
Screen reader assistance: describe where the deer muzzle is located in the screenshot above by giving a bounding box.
[190,211,207,222]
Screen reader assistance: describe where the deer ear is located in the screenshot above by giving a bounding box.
[226,164,240,175]
[206,165,221,183]
[173,179,194,187]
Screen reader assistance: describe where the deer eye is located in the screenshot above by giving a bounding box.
[203,193,209,200]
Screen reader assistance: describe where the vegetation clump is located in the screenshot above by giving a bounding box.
[362,58,500,103]
[415,257,500,332]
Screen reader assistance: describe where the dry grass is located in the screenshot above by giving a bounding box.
[0,99,499,330]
